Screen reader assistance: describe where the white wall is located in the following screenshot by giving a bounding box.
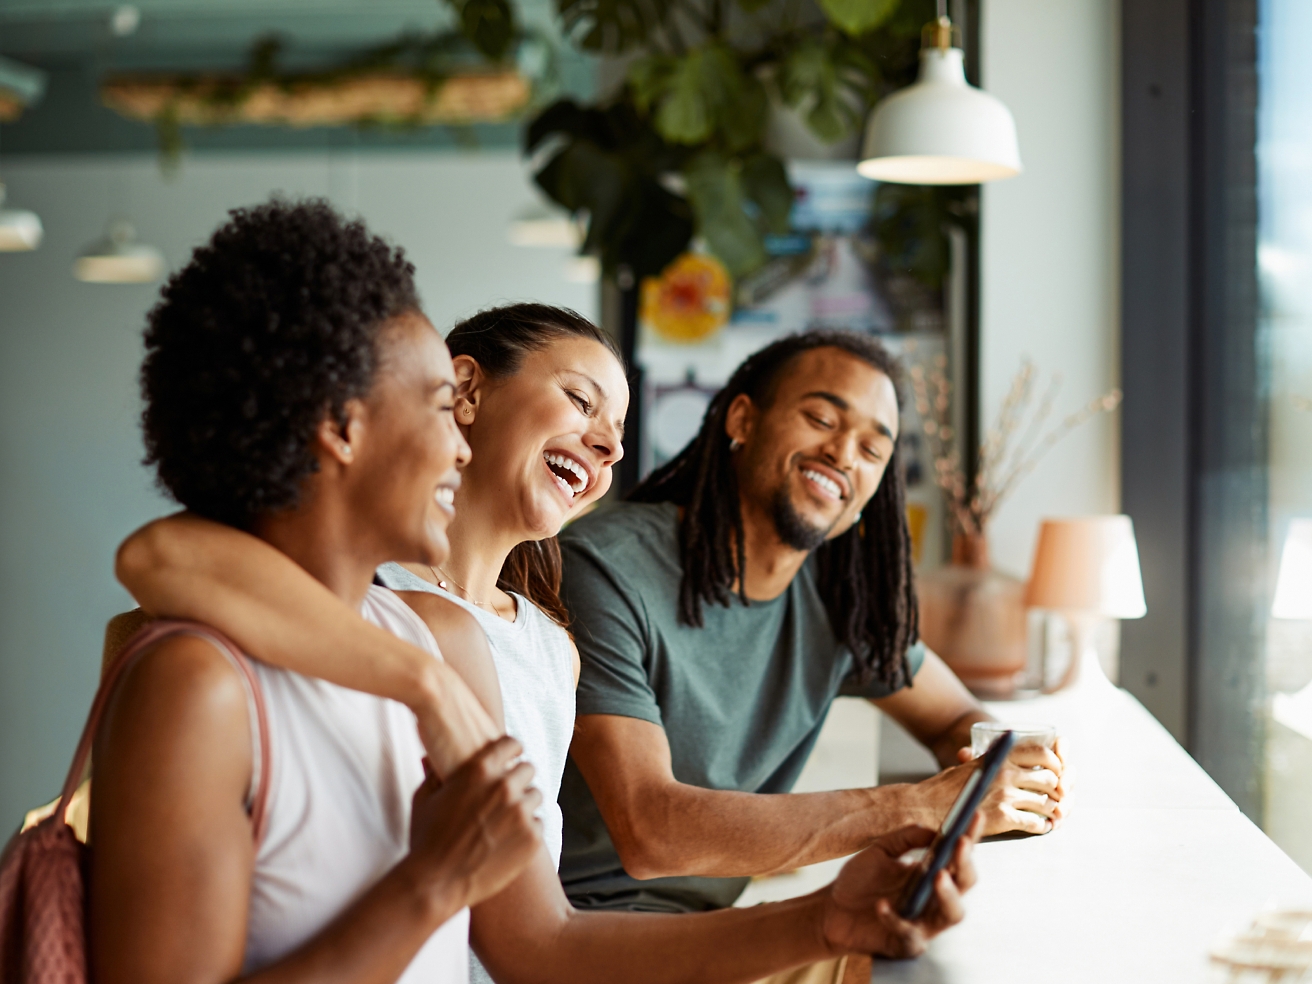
[979,0,1122,578]
[0,150,594,828]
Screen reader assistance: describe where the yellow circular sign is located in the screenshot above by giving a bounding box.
[640,253,731,343]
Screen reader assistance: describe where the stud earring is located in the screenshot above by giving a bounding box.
[729,438,743,451]
[463,406,472,416]
[341,444,353,459]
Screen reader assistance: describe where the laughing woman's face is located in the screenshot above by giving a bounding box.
[344,312,470,567]
[456,336,628,540]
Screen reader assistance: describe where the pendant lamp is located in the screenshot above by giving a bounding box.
[73,220,164,283]
[858,4,1021,185]
[0,181,43,251]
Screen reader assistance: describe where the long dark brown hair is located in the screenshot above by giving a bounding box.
[445,302,621,626]
[628,330,918,689]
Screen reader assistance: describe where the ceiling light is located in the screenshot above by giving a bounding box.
[74,220,164,283]
[564,255,599,283]
[858,5,1021,186]
[508,203,583,248]
[0,182,42,251]
[110,5,141,38]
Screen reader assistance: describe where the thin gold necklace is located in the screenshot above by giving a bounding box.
[429,564,507,616]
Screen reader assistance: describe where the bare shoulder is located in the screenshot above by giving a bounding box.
[102,633,251,743]
[394,591,504,728]
[92,633,254,849]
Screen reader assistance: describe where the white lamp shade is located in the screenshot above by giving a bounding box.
[858,47,1022,186]
[1272,519,1312,619]
[73,221,163,284]
[0,208,43,251]
[1024,515,1147,619]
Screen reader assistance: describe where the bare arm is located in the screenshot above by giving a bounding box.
[570,711,988,878]
[115,512,500,778]
[873,650,989,768]
[90,636,540,984]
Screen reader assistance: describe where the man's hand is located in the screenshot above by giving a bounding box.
[953,736,1071,835]
[409,736,543,911]
[821,820,979,959]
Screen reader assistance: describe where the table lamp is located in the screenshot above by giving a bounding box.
[1270,519,1312,741]
[1024,516,1147,692]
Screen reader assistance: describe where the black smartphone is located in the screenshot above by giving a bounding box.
[896,729,1016,920]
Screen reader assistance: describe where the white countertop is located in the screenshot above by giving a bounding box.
[741,677,1312,982]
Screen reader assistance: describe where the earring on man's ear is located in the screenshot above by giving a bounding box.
[463,406,473,416]
[341,444,353,460]
[729,438,743,452]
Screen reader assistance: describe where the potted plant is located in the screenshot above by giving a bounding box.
[526,0,939,283]
[908,353,1122,697]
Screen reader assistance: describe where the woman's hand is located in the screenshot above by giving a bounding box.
[821,819,979,959]
[410,658,503,779]
[409,736,543,911]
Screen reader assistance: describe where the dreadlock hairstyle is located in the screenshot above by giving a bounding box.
[628,329,918,690]
[445,302,622,627]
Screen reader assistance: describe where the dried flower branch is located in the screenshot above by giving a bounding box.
[906,352,1122,538]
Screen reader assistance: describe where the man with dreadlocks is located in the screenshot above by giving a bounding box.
[555,330,1068,977]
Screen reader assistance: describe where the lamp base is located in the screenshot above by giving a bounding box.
[1043,612,1114,693]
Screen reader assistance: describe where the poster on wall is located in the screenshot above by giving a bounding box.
[634,162,951,569]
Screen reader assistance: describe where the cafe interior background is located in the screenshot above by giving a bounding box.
[1,0,1310,900]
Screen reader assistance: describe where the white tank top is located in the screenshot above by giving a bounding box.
[375,562,576,870]
[242,585,469,982]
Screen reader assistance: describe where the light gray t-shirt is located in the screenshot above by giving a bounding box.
[557,502,925,914]
[374,563,576,984]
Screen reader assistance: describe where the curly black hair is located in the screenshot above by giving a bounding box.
[140,197,420,528]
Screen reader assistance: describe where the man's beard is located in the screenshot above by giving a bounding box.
[769,485,834,552]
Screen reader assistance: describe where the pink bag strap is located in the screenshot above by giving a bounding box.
[54,620,273,845]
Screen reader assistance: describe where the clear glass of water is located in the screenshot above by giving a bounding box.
[971,721,1057,759]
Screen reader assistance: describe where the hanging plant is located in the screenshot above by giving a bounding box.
[101,3,557,171]
[529,0,936,282]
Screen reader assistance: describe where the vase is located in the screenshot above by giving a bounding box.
[916,532,1028,699]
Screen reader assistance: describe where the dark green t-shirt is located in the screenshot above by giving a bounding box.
[557,501,925,913]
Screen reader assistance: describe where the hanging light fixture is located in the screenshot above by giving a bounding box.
[0,181,43,252]
[73,219,164,283]
[857,1,1021,185]
[507,201,583,248]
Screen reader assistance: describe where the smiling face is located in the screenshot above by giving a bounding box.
[341,311,470,566]
[456,335,628,540]
[727,346,899,551]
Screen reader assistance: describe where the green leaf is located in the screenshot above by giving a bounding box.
[653,50,713,144]
[444,0,516,61]
[650,45,763,149]
[741,153,793,235]
[556,0,668,54]
[684,152,767,277]
[720,70,767,153]
[626,55,676,114]
[817,0,899,37]
[780,40,857,145]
